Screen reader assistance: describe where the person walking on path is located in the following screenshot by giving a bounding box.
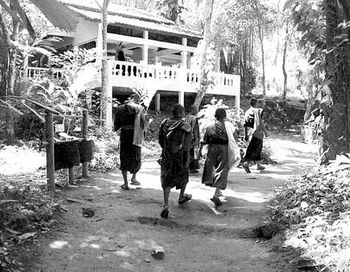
[158,104,192,218]
[114,93,148,190]
[200,108,240,207]
[185,105,202,173]
[242,98,268,173]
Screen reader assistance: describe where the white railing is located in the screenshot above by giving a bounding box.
[22,62,240,97]
[110,61,179,81]
[108,60,240,96]
[22,67,64,79]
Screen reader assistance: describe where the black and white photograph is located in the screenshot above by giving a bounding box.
[0,0,349,271]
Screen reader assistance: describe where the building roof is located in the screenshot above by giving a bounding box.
[58,0,202,39]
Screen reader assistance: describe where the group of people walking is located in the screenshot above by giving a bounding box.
[114,94,267,219]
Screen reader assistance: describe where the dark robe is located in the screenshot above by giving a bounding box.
[114,104,141,173]
[202,120,229,189]
[159,118,191,190]
[244,107,263,161]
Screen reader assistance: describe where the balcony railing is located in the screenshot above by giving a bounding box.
[22,61,240,97]
[22,67,64,79]
[108,61,240,97]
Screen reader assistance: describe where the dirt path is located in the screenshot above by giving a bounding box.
[27,133,317,272]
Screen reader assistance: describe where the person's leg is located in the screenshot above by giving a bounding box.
[130,146,141,185]
[255,138,265,170]
[211,187,222,206]
[131,172,140,185]
[120,170,129,190]
[179,183,187,200]
[163,187,171,209]
[178,183,192,204]
[213,187,221,198]
[189,147,198,173]
[243,149,252,173]
[161,187,171,218]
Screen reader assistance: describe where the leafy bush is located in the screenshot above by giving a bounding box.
[14,113,45,140]
[263,99,305,131]
[269,154,350,271]
[144,110,170,142]
[88,129,119,172]
[198,97,244,139]
[0,177,63,272]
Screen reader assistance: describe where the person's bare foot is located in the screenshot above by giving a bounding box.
[120,184,130,190]
[130,179,141,185]
[178,194,192,204]
[257,165,265,171]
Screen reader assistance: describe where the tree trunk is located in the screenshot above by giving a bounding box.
[193,0,215,110]
[240,40,247,94]
[0,12,9,97]
[339,0,350,147]
[5,20,20,144]
[282,20,288,100]
[100,0,110,126]
[321,0,349,163]
[258,24,266,96]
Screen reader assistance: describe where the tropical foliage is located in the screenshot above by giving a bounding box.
[0,0,79,144]
[286,0,350,162]
[270,155,350,271]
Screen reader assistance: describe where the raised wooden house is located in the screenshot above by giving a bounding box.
[24,0,240,127]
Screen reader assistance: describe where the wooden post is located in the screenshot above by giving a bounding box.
[143,30,149,63]
[96,22,103,64]
[82,110,89,178]
[155,92,161,112]
[105,60,113,129]
[178,90,184,106]
[235,76,241,112]
[181,38,187,68]
[68,167,74,185]
[46,112,55,192]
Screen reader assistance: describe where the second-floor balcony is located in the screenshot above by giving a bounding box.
[108,61,240,98]
[22,60,241,109]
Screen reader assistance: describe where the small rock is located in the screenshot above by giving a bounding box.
[151,250,164,260]
[297,258,317,270]
[144,259,151,263]
[82,207,95,218]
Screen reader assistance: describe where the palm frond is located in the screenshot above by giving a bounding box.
[20,100,45,123]
[0,99,24,115]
